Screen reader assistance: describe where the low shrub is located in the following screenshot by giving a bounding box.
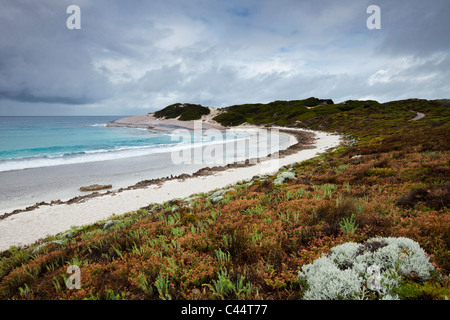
[313,197,356,236]
[398,184,450,210]
[298,237,435,300]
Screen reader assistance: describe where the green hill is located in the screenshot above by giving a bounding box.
[153,103,210,121]
[214,98,450,140]
[212,97,336,126]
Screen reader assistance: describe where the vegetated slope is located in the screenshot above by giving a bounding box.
[0,98,448,300]
[212,97,335,126]
[214,97,449,138]
[153,103,210,121]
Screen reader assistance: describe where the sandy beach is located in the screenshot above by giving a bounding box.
[108,107,226,130]
[0,123,341,251]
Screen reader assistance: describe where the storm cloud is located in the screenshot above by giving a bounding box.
[0,0,448,115]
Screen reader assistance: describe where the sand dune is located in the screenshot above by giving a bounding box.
[109,107,225,130]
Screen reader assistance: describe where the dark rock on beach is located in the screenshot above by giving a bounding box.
[79,184,113,192]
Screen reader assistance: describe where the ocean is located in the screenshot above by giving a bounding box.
[0,116,266,172]
[0,116,195,172]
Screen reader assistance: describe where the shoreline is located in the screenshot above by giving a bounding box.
[0,126,341,251]
[0,127,311,220]
[107,107,226,131]
[0,120,281,215]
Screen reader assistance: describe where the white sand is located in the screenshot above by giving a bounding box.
[0,128,341,251]
[110,107,225,130]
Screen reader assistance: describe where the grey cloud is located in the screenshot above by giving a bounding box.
[376,0,450,56]
[0,89,96,105]
[0,0,448,115]
[0,0,114,105]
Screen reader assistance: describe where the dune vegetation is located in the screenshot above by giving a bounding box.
[0,98,448,300]
[153,103,211,121]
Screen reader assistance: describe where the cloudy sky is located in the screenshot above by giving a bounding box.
[0,0,449,115]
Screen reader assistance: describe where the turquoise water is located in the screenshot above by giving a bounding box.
[0,116,183,172]
[0,116,257,172]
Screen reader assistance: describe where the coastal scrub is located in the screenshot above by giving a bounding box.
[0,98,448,300]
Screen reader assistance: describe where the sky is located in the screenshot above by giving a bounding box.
[0,0,449,116]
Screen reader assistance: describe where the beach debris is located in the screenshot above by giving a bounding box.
[273,171,296,185]
[79,184,112,192]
